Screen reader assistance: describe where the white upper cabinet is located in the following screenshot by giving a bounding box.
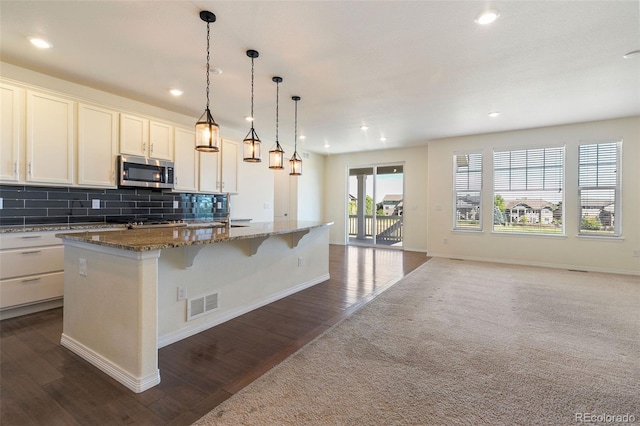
[198,138,238,194]
[173,127,198,192]
[0,83,23,182]
[119,113,173,160]
[149,121,174,160]
[198,149,220,193]
[119,113,149,157]
[77,103,118,188]
[25,90,75,185]
[221,139,238,194]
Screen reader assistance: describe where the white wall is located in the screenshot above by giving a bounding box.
[324,146,429,252]
[295,148,325,221]
[427,116,640,275]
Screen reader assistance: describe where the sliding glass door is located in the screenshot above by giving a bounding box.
[347,164,404,248]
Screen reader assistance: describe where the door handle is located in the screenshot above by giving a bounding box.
[21,250,42,255]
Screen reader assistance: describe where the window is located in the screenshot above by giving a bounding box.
[454,153,482,230]
[493,146,564,234]
[578,141,621,236]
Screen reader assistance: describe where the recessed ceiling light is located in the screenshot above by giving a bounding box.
[210,67,223,75]
[28,37,52,49]
[623,49,640,59]
[360,125,369,131]
[324,143,330,148]
[245,116,254,122]
[474,9,500,25]
[380,137,387,142]
[169,89,183,97]
[488,111,501,118]
[299,135,306,140]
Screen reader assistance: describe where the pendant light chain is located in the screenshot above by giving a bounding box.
[205,21,210,110]
[275,80,279,142]
[294,98,298,152]
[250,55,255,125]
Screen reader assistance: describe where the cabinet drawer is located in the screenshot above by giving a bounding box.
[0,231,62,250]
[0,246,63,279]
[0,272,64,309]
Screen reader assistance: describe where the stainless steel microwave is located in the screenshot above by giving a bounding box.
[118,155,175,189]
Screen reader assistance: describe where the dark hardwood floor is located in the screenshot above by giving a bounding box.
[1,245,429,425]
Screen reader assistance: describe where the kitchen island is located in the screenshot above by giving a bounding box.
[56,220,332,393]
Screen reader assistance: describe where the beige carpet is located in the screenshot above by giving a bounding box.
[193,258,640,425]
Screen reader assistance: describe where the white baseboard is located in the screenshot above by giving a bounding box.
[427,253,640,276]
[158,273,330,348]
[60,333,160,393]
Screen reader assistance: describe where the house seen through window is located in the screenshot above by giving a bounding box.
[578,140,622,236]
[493,146,564,235]
[454,153,482,231]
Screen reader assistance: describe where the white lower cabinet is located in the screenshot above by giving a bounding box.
[0,230,64,319]
[0,272,64,310]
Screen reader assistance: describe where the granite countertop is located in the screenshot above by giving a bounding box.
[56,221,333,252]
[0,222,126,234]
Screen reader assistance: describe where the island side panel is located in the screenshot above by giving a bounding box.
[60,241,161,393]
[157,226,330,347]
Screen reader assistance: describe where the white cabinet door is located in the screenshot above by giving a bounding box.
[199,150,220,193]
[173,127,198,192]
[0,83,23,182]
[26,90,74,185]
[119,113,149,157]
[77,103,118,187]
[221,139,239,194]
[149,121,174,160]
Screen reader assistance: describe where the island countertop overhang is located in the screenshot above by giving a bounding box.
[55,221,333,252]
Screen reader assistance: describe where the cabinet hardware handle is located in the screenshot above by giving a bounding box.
[28,162,32,175]
[21,278,42,283]
[13,161,17,175]
[150,143,154,153]
[21,250,42,255]
[142,142,146,152]
[21,235,42,239]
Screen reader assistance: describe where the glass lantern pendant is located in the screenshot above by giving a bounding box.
[243,50,262,162]
[195,11,220,153]
[289,96,302,176]
[269,76,285,170]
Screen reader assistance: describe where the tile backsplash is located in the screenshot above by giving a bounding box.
[0,184,223,227]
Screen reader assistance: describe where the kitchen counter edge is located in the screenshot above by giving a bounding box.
[55,221,333,252]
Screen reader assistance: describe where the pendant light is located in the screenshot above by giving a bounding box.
[289,96,302,176]
[269,76,285,170]
[195,11,220,153]
[243,50,262,162]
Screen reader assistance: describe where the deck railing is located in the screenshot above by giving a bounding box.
[348,215,403,243]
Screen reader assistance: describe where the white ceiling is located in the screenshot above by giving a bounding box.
[1,1,638,155]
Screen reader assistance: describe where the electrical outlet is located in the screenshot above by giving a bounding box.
[79,258,87,276]
[632,250,640,258]
[91,199,100,209]
[0,197,3,209]
[177,286,187,301]
[298,257,303,267]
[173,200,179,209]
[443,238,448,245]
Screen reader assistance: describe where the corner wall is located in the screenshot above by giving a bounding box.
[427,116,640,275]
